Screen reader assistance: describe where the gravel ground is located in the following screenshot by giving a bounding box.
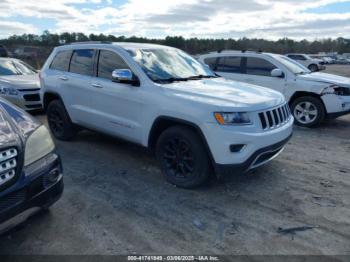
[0,65,349,255]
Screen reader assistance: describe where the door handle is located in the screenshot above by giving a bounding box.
[59,76,68,81]
[92,83,103,88]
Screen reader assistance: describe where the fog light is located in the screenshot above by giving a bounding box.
[230,144,246,153]
[47,168,60,183]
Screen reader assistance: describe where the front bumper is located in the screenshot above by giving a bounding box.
[0,153,63,224]
[202,116,293,166]
[215,135,292,177]
[322,94,350,117]
[1,91,43,111]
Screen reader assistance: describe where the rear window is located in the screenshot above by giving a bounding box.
[216,56,242,73]
[203,57,217,70]
[69,49,95,76]
[50,50,72,72]
[246,57,276,77]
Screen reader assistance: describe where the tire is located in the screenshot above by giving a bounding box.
[291,96,325,128]
[156,126,211,188]
[308,64,318,72]
[47,100,77,140]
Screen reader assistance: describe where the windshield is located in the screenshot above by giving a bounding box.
[128,48,216,83]
[272,55,311,75]
[0,60,36,76]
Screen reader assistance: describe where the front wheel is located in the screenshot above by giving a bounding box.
[308,64,318,72]
[156,126,211,188]
[291,96,325,127]
[47,100,77,140]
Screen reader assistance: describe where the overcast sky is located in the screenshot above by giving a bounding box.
[0,0,349,39]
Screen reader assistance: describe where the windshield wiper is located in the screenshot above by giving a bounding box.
[187,75,217,80]
[153,77,189,83]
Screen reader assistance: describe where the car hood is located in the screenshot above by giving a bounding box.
[161,78,285,111]
[0,99,40,146]
[0,74,40,90]
[297,72,350,87]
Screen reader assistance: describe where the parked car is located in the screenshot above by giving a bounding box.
[0,98,63,224]
[0,58,42,111]
[336,58,350,65]
[40,42,293,188]
[322,57,336,64]
[0,45,9,58]
[285,53,326,72]
[198,51,350,127]
[14,47,40,59]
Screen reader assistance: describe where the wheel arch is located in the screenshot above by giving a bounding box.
[148,116,215,165]
[43,92,64,111]
[288,91,325,109]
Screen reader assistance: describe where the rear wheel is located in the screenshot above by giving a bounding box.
[47,100,77,140]
[291,96,325,127]
[156,126,211,188]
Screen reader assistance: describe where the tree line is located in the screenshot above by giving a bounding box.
[1,30,350,54]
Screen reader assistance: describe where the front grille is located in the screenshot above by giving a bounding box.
[23,94,40,102]
[0,148,18,187]
[259,104,291,130]
[0,189,26,211]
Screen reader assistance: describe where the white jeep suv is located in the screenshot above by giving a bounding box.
[199,51,350,127]
[40,43,293,188]
[285,53,326,72]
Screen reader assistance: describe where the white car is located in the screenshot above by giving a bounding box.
[199,51,350,127]
[0,58,42,111]
[40,42,293,188]
[285,53,326,72]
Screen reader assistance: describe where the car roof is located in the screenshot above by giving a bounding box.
[56,42,174,52]
[200,50,279,58]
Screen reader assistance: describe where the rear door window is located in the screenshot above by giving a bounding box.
[50,50,72,72]
[216,56,242,73]
[97,50,130,80]
[69,49,95,76]
[246,57,277,77]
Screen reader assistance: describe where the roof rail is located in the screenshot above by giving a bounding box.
[216,49,263,54]
[67,41,112,45]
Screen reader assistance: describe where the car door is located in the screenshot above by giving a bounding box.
[59,49,96,124]
[88,49,145,144]
[242,57,287,94]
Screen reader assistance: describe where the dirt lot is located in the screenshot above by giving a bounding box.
[0,65,349,255]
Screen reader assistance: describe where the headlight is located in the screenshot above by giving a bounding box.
[322,85,350,96]
[0,86,19,96]
[24,125,55,167]
[214,112,251,125]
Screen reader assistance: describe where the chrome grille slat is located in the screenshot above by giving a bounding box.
[259,104,291,130]
[0,148,17,162]
[0,148,17,186]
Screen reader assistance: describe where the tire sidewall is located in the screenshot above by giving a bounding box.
[47,100,76,140]
[156,126,210,188]
[291,96,325,127]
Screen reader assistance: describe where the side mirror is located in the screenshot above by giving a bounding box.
[271,68,284,78]
[112,69,140,86]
